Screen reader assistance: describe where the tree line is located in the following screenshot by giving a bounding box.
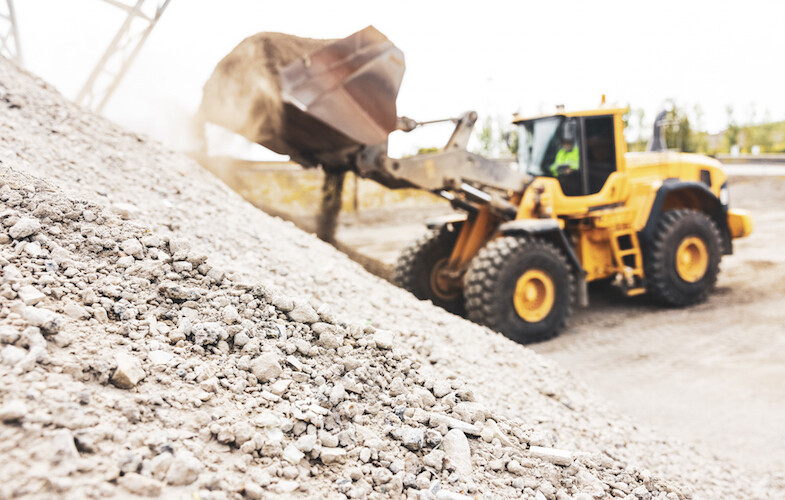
[472,102,785,157]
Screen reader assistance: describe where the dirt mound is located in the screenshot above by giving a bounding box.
[197,32,330,147]
[0,56,779,499]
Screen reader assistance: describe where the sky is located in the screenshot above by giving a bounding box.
[12,0,785,158]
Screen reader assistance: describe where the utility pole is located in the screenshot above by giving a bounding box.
[0,0,22,64]
[76,0,171,113]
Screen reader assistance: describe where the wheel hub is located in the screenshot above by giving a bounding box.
[513,269,555,322]
[676,236,708,283]
[430,258,462,301]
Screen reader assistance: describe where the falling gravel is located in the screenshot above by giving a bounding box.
[0,57,779,499]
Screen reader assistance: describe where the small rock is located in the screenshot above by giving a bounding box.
[274,480,299,494]
[319,429,339,448]
[295,434,317,453]
[288,302,319,323]
[164,453,202,486]
[423,449,445,472]
[283,444,305,464]
[529,446,573,466]
[168,238,191,258]
[150,452,174,479]
[22,306,62,334]
[442,429,472,477]
[0,399,26,422]
[269,379,291,396]
[250,352,282,382]
[320,447,346,464]
[9,217,41,239]
[120,238,144,259]
[116,256,136,273]
[172,261,192,273]
[244,482,264,500]
[432,380,452,398]
[1,345,26,366]
[63,302,90,320]
[390,426,424,450]
[271,294,294,312]
[436,491,473,500]
[17,285,45,306]
[317,332,342,349]
[111,352,145,389]
[118,473,162,497]
[0,326,20,344]
[191,322,226,346]
[222,305,240,324]
[233,330,250,347]
[373,330,394,350]
[371,467,393,484]
[148,350,173,365]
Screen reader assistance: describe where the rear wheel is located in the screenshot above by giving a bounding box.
[465,236,574,344]
[393,228,465,314]
[644,209,722,306]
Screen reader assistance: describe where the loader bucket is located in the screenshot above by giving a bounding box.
[277,26,405,167]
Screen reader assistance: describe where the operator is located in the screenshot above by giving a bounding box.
[549,130,579,176]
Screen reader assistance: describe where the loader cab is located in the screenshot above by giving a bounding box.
[516,111,621,197]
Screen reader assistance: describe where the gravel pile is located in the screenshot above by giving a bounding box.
[0,57,774,499]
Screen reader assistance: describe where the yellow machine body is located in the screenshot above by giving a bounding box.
[451,107,752,295]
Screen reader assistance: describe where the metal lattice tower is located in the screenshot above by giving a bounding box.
[76,0,171,113]
[0,0,21,64]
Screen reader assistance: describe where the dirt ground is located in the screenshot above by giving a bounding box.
[337,173,785,485]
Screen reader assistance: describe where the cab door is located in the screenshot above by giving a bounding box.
[550,114,629,215]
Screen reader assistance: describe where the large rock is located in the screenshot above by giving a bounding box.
[111,352,145,389]
[1,345,26,366]
[118,473,163,497]
[442,429,472,477]
[120,238,144,259]
[0,399,27,422]
[22,306,62,334]
[250,352,282,382]
[164,453,202,486]
[287,302,319,324]
[9,217,40,239]
[373,330,394,350]
[17,285,45,306]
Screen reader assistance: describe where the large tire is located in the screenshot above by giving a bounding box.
[393,228,465,314]
[643,209,722,306]
[465,236,574,344]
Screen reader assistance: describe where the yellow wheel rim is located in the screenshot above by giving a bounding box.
[513,269,555,322]
[676,236,709,283]
[430,258,461,301]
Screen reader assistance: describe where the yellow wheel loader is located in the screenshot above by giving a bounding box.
[203,26,752,343]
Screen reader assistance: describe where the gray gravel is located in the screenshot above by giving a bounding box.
[0,56,775,499]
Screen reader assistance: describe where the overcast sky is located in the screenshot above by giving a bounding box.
[13,0,785,157]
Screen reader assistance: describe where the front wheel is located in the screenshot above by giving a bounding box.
[465,236,575,344]
[644,209,722,306]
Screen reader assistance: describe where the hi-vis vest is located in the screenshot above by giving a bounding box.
[549,147,580,176]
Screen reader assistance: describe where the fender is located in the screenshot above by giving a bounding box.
[640,180,732,255]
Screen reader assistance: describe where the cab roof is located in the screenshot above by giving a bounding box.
[512,107,628,124]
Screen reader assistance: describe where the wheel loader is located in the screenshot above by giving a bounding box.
[205,26,753,343]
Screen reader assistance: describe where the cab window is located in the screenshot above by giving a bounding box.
[584,116,616,194]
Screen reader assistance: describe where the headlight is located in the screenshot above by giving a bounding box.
[720,183,730,206]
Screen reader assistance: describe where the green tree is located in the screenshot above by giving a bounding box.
[662,100,695,152]
[474,116,518,157]
[725,105,740,149]
[476,116,495,156]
